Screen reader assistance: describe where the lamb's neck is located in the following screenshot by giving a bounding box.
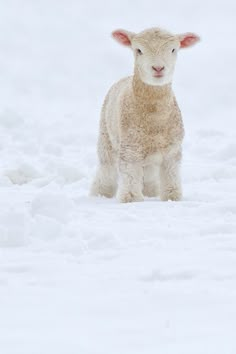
[132,70,173,106]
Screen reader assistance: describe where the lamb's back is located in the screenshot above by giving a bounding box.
[101,76,133,149]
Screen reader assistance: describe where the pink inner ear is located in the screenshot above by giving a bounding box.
[180,34,199,48]
[112,31,131,46]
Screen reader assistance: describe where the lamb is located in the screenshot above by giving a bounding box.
[90,27,200,203]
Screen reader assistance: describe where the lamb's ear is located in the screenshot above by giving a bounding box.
[178,33,200,48]
[112,29,135,47]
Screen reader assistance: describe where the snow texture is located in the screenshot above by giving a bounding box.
[0,1,236,353]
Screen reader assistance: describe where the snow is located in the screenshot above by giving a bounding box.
[0,0,236,353]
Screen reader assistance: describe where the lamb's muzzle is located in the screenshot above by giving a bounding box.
[152,65,165,78]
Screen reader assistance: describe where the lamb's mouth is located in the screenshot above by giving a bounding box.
[153,73,164,78]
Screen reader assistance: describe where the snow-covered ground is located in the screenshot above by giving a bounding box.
[0,1,236,353]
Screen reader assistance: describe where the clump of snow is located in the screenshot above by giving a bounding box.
[30,215,65,241]
[0,109,24,129]
[5,163,41,185]
[0,209,28,247]
[31,192,76,223]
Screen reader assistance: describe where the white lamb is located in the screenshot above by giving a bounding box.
[91,27,200,203]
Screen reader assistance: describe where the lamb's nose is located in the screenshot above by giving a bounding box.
[152,66,165,73]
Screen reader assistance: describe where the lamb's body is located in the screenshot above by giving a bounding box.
[91,73,184,202]
[91,27,199,202]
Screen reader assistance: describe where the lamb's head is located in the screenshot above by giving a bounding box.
[112,28,200,86]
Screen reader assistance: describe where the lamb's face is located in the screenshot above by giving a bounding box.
[132,30,179,86]
[112,28,200,87]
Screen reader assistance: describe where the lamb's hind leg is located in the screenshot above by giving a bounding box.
[90,163,117,198]
[143,164,159,197]
[90,121,117,198]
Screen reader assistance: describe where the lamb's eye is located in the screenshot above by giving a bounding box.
[136,48,143,55]
[172,48,176,53]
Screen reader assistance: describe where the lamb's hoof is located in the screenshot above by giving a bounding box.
[117,191,144,203]
[160,190,182,201]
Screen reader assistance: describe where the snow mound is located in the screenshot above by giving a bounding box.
[0,209,28,247]
[5,163,41,185]
[0,109,24,129]
[31,192,76,223]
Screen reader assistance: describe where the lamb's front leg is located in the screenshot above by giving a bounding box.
[160,150,182,201]
[117,160,144,203]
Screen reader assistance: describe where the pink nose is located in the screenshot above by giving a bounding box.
[152,66,165,73]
